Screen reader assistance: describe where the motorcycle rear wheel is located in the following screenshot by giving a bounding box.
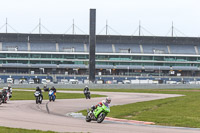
[2,97,5,103]
[86,115,92,122]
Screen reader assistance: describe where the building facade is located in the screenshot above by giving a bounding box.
[0,33,200,77]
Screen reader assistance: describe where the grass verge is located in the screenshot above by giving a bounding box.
[11,90,105,100]
[0,126,56,133]
[79,89,200,128]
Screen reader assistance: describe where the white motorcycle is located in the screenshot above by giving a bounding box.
[34,91,43,104]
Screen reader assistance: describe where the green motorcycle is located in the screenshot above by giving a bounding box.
[86,103,110,123]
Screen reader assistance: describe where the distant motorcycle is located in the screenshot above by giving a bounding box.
[43,86,49,92]
[84,91,91,99]
[49,90,55,102]
[86,103,110,123]
[0,96,2,105]
[6,90,12,101]
[1,88,11,103]
[2,94,7,103]
[34,91,43,104]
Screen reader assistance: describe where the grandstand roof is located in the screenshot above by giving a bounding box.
[0,33,200,44]
[0,33,200,55]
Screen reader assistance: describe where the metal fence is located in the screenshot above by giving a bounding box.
[1,83,200,89]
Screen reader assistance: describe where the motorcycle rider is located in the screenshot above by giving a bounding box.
[83,85,90,99]
[8,85,12,98]
[91,97,111,112]
[0,91,2,104]
[50,86,56,98]
[84,85,89,93]
[8,85,12,94]
[2,88,8,103]
[43,84,49,92]
[35,86,43,99]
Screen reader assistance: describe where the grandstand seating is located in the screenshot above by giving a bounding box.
[59,43,85,52]
[170,44,195,54]
[96,44,113,53]
[30,43,56,52]
[114,44,140,53]
[142,44,168,54]
[1,41,198,55]
[2,42,28,51]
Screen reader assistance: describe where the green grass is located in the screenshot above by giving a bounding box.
[0,126,56,133]
[79,89,200,128]
[11,90,105,100]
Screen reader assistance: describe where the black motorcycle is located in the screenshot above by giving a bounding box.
[1,91,8,103]
[43,87,49,92]
[0,97,2,105]
[84,91,91,99]
[34,91,43,104]
[0,93,2,105]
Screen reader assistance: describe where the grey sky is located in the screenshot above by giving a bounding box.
[0,0,199,37]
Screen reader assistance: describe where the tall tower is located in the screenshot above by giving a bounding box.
[89,9,96,82]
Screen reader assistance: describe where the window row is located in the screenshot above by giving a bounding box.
[0,53,200,62]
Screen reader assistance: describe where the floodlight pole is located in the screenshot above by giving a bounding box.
[89,9,96,83]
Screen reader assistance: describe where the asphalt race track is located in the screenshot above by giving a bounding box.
[0,91,199,133]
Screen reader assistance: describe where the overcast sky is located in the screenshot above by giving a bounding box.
[0,0,199,37]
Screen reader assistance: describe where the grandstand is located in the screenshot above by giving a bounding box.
[0,33,200,83]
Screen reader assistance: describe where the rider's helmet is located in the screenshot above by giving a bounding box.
[85,85,88,88]
[36,86,40,90]
[106,97,111,104]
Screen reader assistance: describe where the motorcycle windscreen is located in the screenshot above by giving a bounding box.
[49,90,54,95]
[102,103,110,113]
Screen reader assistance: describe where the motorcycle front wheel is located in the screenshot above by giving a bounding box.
[40,96,42,104]
[49,96,51,102]
[97,112,106,123]
[36,98,38,104]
